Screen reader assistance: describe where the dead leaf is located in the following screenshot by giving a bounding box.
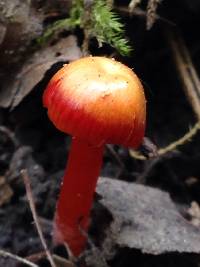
[0,176,13,206]
[94,177,200,256]
[0,35,82,109]
[0,0,43,72]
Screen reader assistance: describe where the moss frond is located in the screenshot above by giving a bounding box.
[91,1,132,56]
[37,0,132,56]
[37,18,72,45]
[37,0,83,45]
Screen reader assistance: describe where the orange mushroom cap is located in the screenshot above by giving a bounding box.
[43,56,146,148]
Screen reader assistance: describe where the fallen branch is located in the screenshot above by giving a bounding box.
[21,169,57,267]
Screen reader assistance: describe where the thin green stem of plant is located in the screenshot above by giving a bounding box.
[130,121,200,160]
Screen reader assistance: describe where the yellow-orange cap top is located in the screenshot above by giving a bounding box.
[43,56,146,148]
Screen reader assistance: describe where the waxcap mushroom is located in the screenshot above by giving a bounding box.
[43,56,146,148]
[43,56,146,256]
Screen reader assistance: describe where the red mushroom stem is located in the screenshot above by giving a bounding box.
[54,137,104,256]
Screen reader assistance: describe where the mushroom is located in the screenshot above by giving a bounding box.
[43,56,146,257]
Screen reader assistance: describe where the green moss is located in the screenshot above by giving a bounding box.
[37,0,132,56]
[91,1,132,56]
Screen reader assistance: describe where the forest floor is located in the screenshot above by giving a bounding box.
[1,1,200,267]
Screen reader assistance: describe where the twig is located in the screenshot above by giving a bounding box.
[131,28,200,160]
[82,0,93,56]
[26,251,46,263]
[0,125,19,148]
[53,254,77,267]
[78,227,109,267]
[106,144,125,170]
[130,121,200,160]
[158,122,200,154]
[166,28,200,120]
[146,0,163,30]
[26,252,76,267]
[116,6,175,27]
[82,30,90,56]
[106,144,126,178]
[129,0,142,12]
[21,169,57,267]
[136,157,162,183]
[0,249,39,267]
[129,0,164,29]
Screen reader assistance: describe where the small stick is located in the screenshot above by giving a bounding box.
[0,126,19,147]
[0,249,38,267]
[106,144,125,170]
[132,28,200,160]
[130,121,200,160]
[82,0,93,56]
[21,169,57,267]
[53,254,77,267]
[166,28,200,120]
[116,6,175,27]
[129,0,142,12]
[78,225,109,267]
[26,252,77,267]
[146,0,163,30]
[158,122,200,155]
[26,251,46,263]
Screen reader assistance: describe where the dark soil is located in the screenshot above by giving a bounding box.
[1,0,200,266]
